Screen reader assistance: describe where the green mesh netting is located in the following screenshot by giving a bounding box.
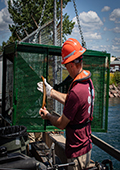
[14,51,47,131]
[83,55,106,131]
[3,43,109,132]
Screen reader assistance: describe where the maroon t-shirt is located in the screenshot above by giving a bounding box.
[63,79,95,158]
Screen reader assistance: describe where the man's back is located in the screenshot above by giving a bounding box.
[63,80,94,158]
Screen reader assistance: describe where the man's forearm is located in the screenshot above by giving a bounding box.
[50,89,67,105]
[39,108,70,130]
[46,112,64,130]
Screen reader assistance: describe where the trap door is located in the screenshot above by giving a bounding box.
[83,51,110,132]
[13,47,48,132]
[12,43,62,132]
[2,42,62,132]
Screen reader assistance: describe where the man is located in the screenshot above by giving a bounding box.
[37,38,95,170]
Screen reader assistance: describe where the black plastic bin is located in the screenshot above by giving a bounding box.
[0,125,29,154]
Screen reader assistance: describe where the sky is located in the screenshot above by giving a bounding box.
[0,0,120,58]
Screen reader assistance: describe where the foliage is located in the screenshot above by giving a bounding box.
[7,0,75,42]
[113,71,120,85]
[109,73,114,85]
[0,46,2,55]
[109,72,120,86]
[0,36,15,52]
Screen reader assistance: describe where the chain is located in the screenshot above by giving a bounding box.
[72,0,86,48]
[33,0,47,43]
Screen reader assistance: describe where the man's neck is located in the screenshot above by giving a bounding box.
[73,68,83,79]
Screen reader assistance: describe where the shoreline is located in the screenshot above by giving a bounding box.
[109,84,120,98]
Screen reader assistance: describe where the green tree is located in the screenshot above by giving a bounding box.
[0,36,14,52]
[0,46,2,55]
[8,0,75,42]
[114,72,120,86]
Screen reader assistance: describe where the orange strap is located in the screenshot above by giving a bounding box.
[41,76,46,109]
[68,70,91,92]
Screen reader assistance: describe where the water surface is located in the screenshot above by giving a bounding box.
[91,98,120,170]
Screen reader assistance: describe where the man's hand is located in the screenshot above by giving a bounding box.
[39,107,50,120]
[39,107,70,130]
[37,78,53,97]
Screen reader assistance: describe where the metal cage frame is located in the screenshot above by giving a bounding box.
[2,42,110,132]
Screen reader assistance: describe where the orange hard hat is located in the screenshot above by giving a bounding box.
[61,38,86,64]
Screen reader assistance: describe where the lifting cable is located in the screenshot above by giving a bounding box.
[72,0,86,48]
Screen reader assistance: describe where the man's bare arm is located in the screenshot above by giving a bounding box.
[50,89,67,105]
[39,108,70,130]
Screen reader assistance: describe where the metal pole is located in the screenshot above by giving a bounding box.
[53,0,57,111]
[60,0,63,114]
[53,0,57,46]
[60,0,62,46]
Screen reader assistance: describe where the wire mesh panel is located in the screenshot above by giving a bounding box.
[2,43,110,132]
[83,54,107,131]
[21,20,61,46]
[47,54,65,114]
[40,21,54,45]
[13,51,47,131]
[2,59,13,121]
[2,42,62,132]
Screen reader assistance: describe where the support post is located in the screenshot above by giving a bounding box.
[53,0,57,112]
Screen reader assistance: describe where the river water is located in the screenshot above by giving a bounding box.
[91,98,120,170]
